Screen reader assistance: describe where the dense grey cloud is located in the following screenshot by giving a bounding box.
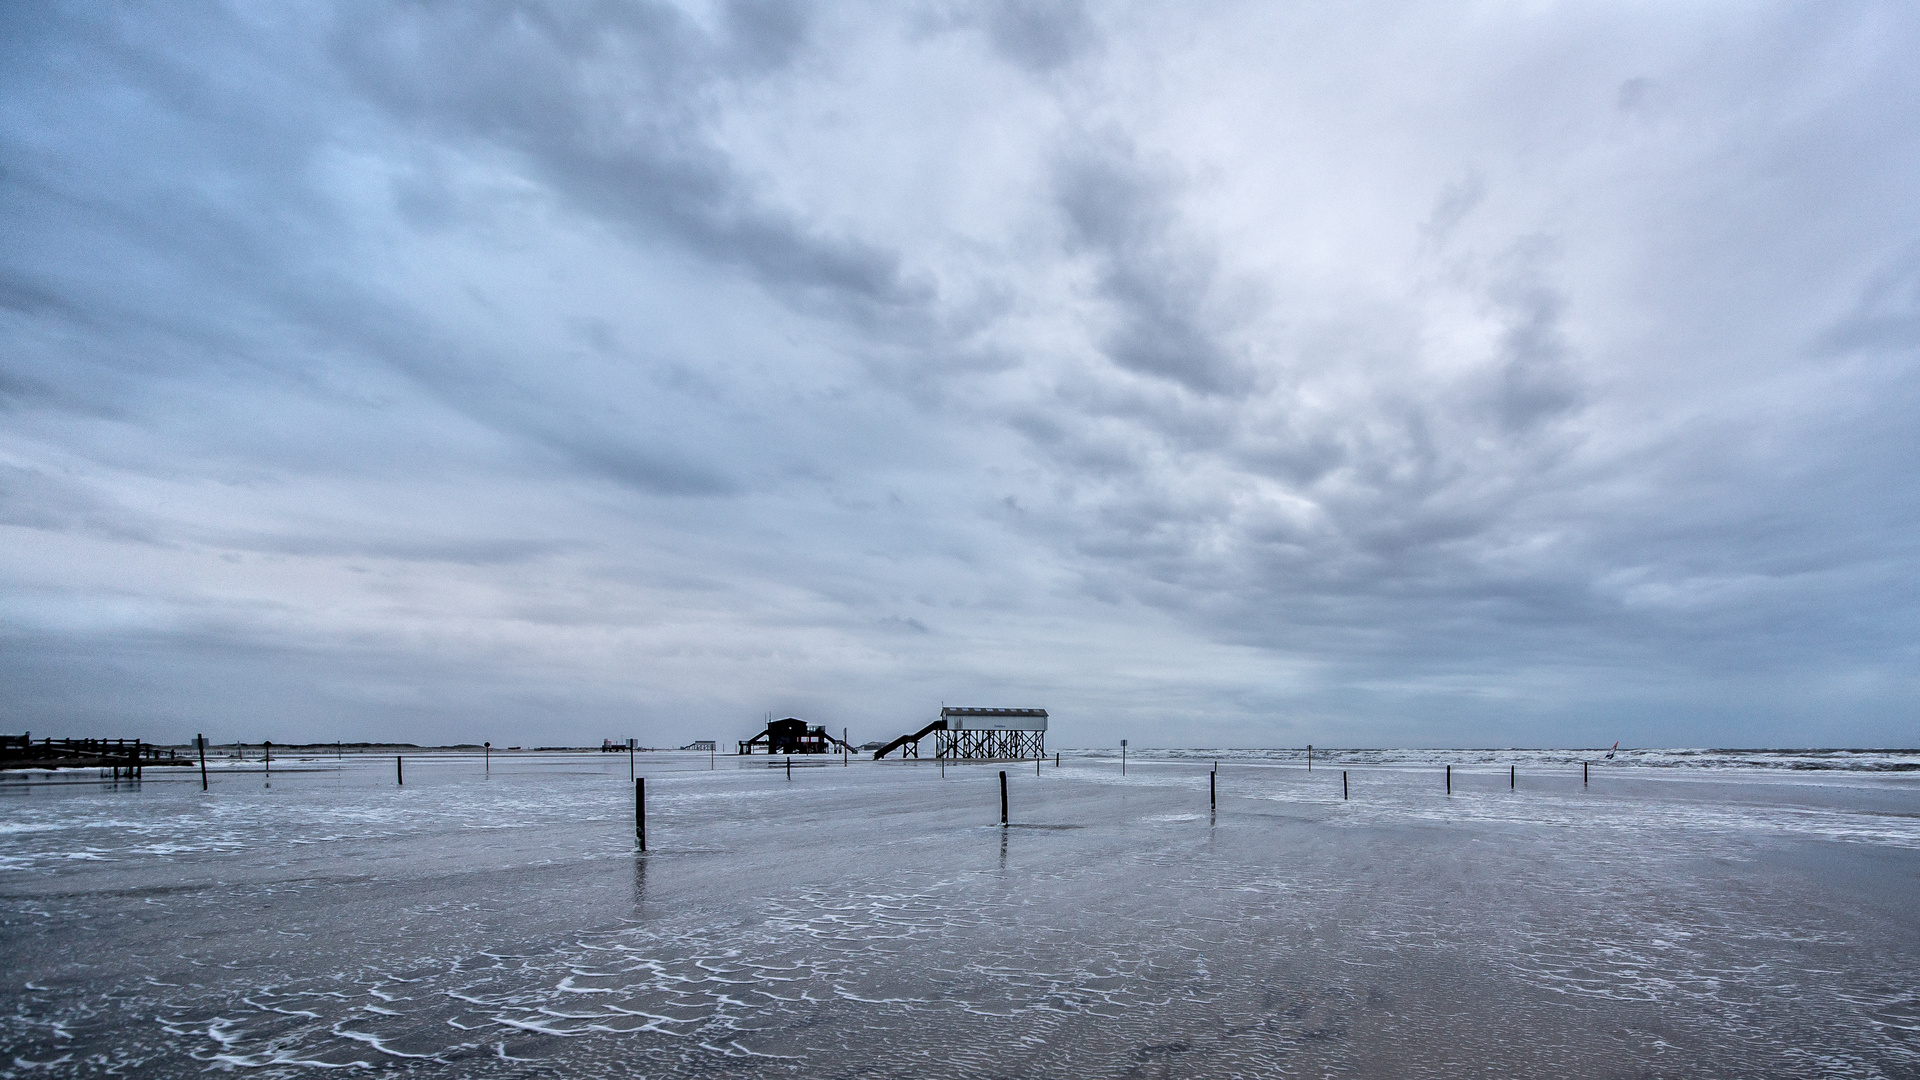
[3,1,1918,749]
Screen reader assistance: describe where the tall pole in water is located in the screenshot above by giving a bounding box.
[628,738,635,782]
[635,777,646,851]
[1307,744,1312,772]
[999,770,1008,826]
[843,727,848,767]
[197,734,208,791]
[1121,739,1127,776]
[484,741,490,775]
[397,755,403,786]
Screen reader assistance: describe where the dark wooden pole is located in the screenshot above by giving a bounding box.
[785,755,792,780]
[1584,761,1589,786]
[628,738,635,782]
[396,755,403,786]
[1510,764,1515,790]
[635,777,646,850]
[999,770,1008,826]
[1343,771,1349,800]
[197,734,208,791]
[1210,768,1216,810]
[1307,744,1312,772]
[264,740,271,777]
[1446,764,1451,793]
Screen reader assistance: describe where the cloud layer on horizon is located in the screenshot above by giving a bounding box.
[3,1,1918,748]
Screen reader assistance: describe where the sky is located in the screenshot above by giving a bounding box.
[3,1,1919,750]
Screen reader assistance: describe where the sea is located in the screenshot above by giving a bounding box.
[2,747,1916,1078]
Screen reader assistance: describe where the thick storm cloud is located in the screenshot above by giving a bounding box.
[3,2,1917,748]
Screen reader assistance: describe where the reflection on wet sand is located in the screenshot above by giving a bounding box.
[1,749,1916,1077]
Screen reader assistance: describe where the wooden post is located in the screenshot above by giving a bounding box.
[1210,768,1216,810]
[198,734,208,791]
[1510,764,1515,790]
[999,770,1008,826]
[785,755,791,780]
[629,738,635,782]
[1446,764,1451,794]
[844,728,849,767]
[1584,761,1589,786]
[1343,771,1349,800]
[635,777,646,850]
[484,742,490,775]
[396,755,403,786]
[1054,752,1059,768]
[1307,744,1312,772]
[1121,739,1127,776]
[264,740,270,777]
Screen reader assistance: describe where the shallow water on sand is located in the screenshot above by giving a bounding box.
[3,751,1917,1077]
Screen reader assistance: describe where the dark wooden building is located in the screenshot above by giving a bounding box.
[737,718,849,755]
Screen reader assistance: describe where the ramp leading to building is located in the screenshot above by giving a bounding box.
[874,708,1047,761]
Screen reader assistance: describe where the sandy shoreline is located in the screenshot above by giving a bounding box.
[3,751,1916,1077]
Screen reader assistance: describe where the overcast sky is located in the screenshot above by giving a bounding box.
[4,2,1918,749]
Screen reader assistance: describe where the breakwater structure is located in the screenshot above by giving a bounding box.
[1,734,189,775]
[873,707,1046,761]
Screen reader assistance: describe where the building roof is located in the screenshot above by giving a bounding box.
[940,707,1047,717]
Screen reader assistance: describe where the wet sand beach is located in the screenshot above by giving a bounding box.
[3,750,1917,1078]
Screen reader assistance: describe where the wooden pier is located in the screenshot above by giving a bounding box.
[1,736,189,773]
